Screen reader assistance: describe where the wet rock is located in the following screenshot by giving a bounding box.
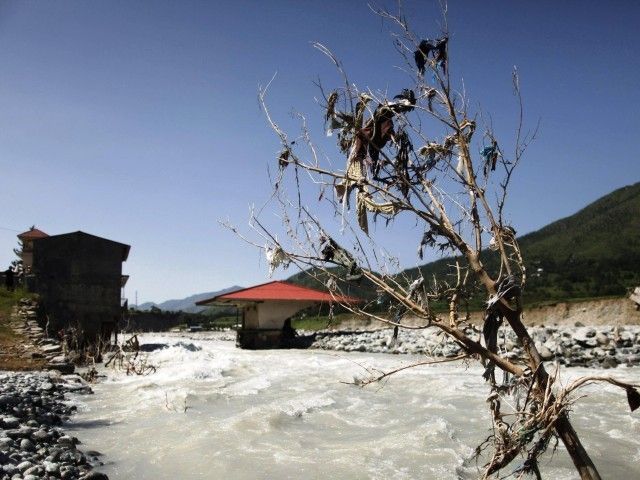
[539,345,554,361]
[80,471,109,480]
[47,362,75,374]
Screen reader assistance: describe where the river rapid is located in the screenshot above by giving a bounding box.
[67,333,640,479]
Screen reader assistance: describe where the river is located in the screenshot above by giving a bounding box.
[66,333,640,479]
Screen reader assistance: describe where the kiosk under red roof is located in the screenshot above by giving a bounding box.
[197,280,361,349]
[196,280,360,305]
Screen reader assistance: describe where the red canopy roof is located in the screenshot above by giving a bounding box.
[18,228,49,240]
[196,280,361,305]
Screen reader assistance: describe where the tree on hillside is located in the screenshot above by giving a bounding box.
[233,6,639,479]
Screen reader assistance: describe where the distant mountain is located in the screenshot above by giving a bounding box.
[136,286,243,313]
[288,182,640,305]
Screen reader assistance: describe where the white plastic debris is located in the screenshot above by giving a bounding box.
[265,245,290,277]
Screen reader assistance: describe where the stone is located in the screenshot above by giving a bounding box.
[573,328,597,348]
[20,438,35,452]
[539,345,554,361]
[17,461,34,472]
[44,461,60,474]
[595,332,609,346]
[601,356,618,369]
[1,415,21,429]
[47,363,75,375]
[24,465,43,476]
[57,435,77,447]
[32,429,52,442]
[2,464,17,475]
[0,437,14,448]
[41,344,62,354]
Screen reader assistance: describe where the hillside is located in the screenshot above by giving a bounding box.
[289,182,640,306]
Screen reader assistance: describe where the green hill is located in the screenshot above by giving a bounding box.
[516,182,640,302]
[288,182,640,306]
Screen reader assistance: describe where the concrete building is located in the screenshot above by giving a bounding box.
[31,231,130,343]
[196,280,360,349]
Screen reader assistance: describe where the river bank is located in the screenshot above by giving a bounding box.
[309,324,640,368]
[1,297,108,480]
[0,371,106,480]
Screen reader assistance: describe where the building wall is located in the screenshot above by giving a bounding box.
[256,301,315,329]
[33,233,125,342]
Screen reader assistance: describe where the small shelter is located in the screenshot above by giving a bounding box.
[196,280,360,349]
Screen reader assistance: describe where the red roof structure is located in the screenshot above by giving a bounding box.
[18,228,49,240]
[196,280,361,306]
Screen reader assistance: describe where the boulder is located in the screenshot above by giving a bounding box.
[539,345,554,361]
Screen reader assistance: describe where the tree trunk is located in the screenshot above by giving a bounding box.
[554,415,602,480]
[502,310,602,480]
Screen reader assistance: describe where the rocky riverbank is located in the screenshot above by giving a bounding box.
[0,371,107,480]
[310,324,640,368]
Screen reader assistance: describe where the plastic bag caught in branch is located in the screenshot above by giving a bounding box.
[265,245,290,277]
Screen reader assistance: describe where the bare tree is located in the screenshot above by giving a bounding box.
[230,5,639,479]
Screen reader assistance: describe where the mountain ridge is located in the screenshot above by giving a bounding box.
[136,286,243,313]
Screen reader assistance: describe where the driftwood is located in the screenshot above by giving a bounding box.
[104,334,156,376]
[228,4,638,479]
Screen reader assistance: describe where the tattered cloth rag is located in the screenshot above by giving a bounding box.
[481,141,499,175]
[414,37,448,75]
[320,237,362,281]
[355,189,401,234]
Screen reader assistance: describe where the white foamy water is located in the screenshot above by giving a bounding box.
[67,333,640,479]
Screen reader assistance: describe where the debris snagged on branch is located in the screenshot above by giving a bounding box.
[414,37,448,74]
[278,148,290,170]
[319,236,362,281]
[481,140,500,175]
[265,245,290,277]
[418,141,452,170]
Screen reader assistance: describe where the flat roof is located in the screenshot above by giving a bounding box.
[34,231,130,262]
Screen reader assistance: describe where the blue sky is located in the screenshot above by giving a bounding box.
[0,1,638,303]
